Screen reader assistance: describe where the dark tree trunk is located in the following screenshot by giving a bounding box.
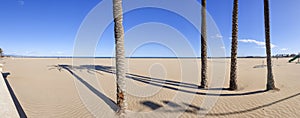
[0,48,3,57]
[264,0,276,90]
[200,0,208,89]
[229,0,239,90]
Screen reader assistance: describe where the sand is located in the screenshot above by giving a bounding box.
[1,57,300,117]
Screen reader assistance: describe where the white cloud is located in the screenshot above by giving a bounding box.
[50,51,65,56]
[280,48,288,51]
[55,51,64,55]
[211,34,223,39]
[239,39,276,48]
[10,51,18,55]
[17,0,25,6]
[216,34,223,39]
[24,51,38,56]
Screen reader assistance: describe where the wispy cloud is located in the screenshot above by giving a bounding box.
[280,48,288,51]
[55,51,64,55]
[211,34,223,39]
[17,0,25,6]
[239,39,276,48]
[24,51,38,56]
[51,51,65,56]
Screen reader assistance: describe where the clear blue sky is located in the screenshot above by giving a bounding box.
[0,0,299,57]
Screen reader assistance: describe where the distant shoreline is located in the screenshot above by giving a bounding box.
[2,56,293,59]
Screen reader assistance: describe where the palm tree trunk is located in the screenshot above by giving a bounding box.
[200,0,208,89]
[229,0,239,90]
[0,48,2,57]
[264,0,276,90]
[113,0,127,115]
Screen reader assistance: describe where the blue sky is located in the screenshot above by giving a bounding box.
[0,0,299,57]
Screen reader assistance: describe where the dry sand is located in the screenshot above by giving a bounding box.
[1,57,300,117]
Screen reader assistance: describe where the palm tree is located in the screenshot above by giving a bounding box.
[264,0,276,90]
[113,0,127,115]
[229,0,239,90]
[200,0,208,89]
[0,48,3,57]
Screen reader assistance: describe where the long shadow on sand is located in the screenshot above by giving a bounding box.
[2,73,27,118]
[54,65,118,112]
[71,64,267,97]
[204,92,300,116]
[52,64,300,116]
[141,92,300,116]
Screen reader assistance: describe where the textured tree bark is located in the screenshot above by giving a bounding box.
[113,0,127,116]
[264,0,276,90]
[200,0,208,89]
[229,0,239,90]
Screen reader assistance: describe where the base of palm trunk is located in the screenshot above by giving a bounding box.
[198,85,208,89]
[266,85,279,91]
[116,109,126,117]
[229,83,238,90]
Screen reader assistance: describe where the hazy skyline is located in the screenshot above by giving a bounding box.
[0,0,299,57]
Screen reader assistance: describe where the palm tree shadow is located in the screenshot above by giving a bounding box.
[253,65,267,68]
[148,92,300,116]
[140,101,162,110]
[163,101,206,114]
[78,64,267,97]
[55,65,118,112]
[80,65,222,90]
[52,64,299,116]
[205,92,300,116]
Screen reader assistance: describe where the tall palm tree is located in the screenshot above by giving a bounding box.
[264,0,276,90]
[229,0,239,90]
[200,0,208,89]
[113,0,127,115]
[0,48,3,57]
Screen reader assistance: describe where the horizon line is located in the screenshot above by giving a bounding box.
[2,55,293,59]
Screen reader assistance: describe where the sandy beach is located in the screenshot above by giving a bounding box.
[1,0,299,117]
[1,57,300,117]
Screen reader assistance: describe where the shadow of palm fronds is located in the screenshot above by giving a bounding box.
[48,64,118,112]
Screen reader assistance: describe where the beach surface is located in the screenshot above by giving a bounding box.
[1,58,300,117]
